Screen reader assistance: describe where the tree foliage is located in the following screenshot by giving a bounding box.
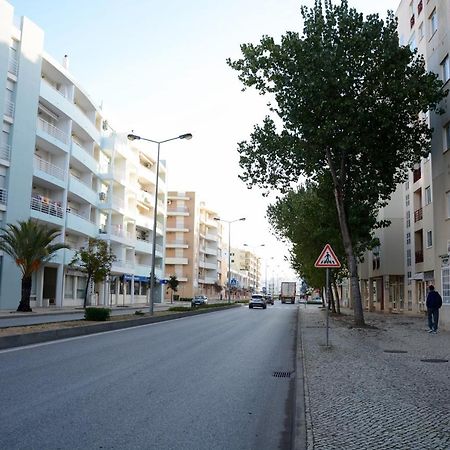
[0,219,68,312]
[71,238,116,308]
[166,275,179,303]
[228,0,446,325]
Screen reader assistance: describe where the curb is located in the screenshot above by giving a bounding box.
[293,307,308,450]
[0,305,240,350]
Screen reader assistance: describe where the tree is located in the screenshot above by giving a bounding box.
[0,219,69,312]
[70,238,116,308]
[213,281,223,299]
[166,275,179,303]
[228,0,446,325]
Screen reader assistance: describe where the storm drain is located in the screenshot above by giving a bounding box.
[384,350,408,354]
[420,359,449,363]
[273,371,293,378]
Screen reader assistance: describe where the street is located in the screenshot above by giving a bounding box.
[0,303,299,450]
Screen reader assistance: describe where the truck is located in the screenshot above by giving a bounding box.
[280,282,296,304]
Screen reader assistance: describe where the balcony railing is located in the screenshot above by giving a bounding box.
[31,197,63,218]
[37,117,69,145]
[166,240,188,246]
[4,100,14,118]
[414,207,423,223]
[0,144,11,161]
[415,250,424,263]
[8,56,18,76]
[67,209,95,224]
[0,188,7,205]
[34,156,65,181]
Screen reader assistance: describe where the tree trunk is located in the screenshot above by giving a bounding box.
[333,279,341,314]
[329,283,336,313]
[17,276,32,312]
[83,275,91,309]
[326,150,365,326]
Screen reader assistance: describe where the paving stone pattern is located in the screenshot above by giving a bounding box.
[300,307,450,450]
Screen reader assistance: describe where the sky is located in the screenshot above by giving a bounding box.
[9,0,397,280]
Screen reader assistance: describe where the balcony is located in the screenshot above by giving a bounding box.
[415,250,424,263]
[0,188,7,205]
[413,167,421,183]
[110,224,135,241]
[167,206,189,215]
[4,100,14,119]
[166,240,188,248]
[34,155,66,181]
[0,144,10,162]
[69,175,98,205]
[66,210,97,236]
[71,140,98,173]
[414,207,423,223]
[36,117,69,146]
[8,55,18,76]
[30,196,63,225]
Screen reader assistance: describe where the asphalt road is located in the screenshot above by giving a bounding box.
[0,302,299,450]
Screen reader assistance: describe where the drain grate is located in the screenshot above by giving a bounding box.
[420,359,449,363]
[384,350,408,354]
[273,371,293,378]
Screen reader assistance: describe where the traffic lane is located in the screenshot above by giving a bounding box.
[0,305,298,450]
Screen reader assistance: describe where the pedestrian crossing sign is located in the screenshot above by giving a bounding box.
[314,244,341,268]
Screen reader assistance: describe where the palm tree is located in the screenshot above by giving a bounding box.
[0,219,69,312]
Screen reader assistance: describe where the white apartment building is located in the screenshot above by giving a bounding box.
[397,0,450,328]
[165,192,222,299]
[0,0,167,309]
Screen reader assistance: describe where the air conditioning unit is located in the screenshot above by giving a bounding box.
[99,192,106,201]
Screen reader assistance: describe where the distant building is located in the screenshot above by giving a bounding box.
[165,192,223,299]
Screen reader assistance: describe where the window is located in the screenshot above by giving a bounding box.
[442,55,450,82]
[406,232,411,245]
[425,186,432,204]
[444,123,450,151]
[442,267,450,304]
[407,249,412,266]
[426,230,433,247]
[405,180,410,190]
[406,193,410,207]
[406,210,411,228]
[64,275,74,298]
[430,8,437,36]
[409,34,417,51]
[77,277,87,299]
[418,22,424,41]
[407,271,412,286]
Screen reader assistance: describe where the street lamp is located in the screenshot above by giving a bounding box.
[243,243,265,293]
[214,217,246,303]
[127,132,192,314]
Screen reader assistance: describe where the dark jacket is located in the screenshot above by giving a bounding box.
[426,291,442,309]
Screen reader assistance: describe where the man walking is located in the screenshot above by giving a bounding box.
[426,285,442,333]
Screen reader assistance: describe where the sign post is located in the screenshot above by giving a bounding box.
[314,244,341,347]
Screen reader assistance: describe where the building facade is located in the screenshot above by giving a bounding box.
[165,191,223,299]
[0,0,166,309]
[397,0,450,327]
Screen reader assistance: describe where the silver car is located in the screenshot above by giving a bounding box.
[249,294,267,309]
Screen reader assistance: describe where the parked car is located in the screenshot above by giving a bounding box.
[265,294,274,305]
[191,295,208,307]
[307,295,323,305]
[249,294,267,309]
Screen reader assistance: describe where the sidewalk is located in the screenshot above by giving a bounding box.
[299,306,450,450]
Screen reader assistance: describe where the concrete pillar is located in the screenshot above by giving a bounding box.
[36,268,44,307]
[55,264,64,307]
[130,275,134,305]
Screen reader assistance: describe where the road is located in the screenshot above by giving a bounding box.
[0,302,299,450]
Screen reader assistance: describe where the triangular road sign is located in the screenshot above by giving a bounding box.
[314,244,341,268]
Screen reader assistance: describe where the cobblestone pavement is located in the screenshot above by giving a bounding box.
[299,306,450,450]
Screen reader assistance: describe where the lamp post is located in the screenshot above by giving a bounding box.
[243,243,265,293]
[127,132,192,314]
[214,217,246,303]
